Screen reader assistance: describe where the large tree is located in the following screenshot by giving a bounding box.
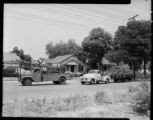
[45,39,81,59]
[82,27,113,70]
[113,20,151,77]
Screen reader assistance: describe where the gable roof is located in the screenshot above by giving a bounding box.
[48,54,73,64]
[102,58,116,66]
[31,60,38,64]
[3,52,20,61]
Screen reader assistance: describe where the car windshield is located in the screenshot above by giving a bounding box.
[88,70,100,74]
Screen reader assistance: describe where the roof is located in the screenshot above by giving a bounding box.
[32,59,47,65]
[48,54,73,64]
[3,52,20,61]
[102,58,117,66]
[31,60,38,64]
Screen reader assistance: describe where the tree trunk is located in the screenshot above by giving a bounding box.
[133,62,136,80]
[143,58,147,77]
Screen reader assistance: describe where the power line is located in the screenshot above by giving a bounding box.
[23,5,120,27]
[6,10,99,31]
[50,5,122,24]
[6,7,118,30]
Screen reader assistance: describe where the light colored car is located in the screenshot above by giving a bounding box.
[80,70,111,85]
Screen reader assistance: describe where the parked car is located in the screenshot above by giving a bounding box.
[80,70,111,85]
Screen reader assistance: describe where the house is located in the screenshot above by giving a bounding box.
[101,58,117,71]
[44,54,87,74]
[3,52,20,72]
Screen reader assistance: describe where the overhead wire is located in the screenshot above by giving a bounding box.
[21,5,119,28]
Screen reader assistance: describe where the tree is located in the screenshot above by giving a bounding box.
[45,41,56,58]
[74,47,87,63]
[24,54,32,63]
[11,47,32,63]
[113,20,151,78]
[82,27,113,70]
[45,39,81,59]
[11,46,20,56]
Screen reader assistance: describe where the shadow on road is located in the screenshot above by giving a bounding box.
[18,82,71,86]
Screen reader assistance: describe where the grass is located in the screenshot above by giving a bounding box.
[3,94,92,117]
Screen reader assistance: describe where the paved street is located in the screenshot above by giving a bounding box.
[3,77,148,103]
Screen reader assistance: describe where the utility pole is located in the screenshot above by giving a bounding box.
[128,14,139,21]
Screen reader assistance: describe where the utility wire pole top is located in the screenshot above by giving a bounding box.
[128,15,139,21]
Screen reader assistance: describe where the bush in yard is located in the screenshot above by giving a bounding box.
[128,81,150,115]
[94,91,111,105]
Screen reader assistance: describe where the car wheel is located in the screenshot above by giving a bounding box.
[106,78,109,83]
[90,79,95,84]
[22,78,32,86]
[59,77,66,84]
[53,81,59,84]
[81,81,85,85]
[96,81,100,84]
[114,79,118,82]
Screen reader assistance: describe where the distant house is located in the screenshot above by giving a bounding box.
[3,52,20,72]
[101,58,117,71]
[32,54,87,74]
[45,54,87,73]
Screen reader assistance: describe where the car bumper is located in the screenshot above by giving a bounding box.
[80,78,91,82]
[81,80,91,83]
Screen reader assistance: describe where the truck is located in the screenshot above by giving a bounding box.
[18,67,71,86]
[80,69,111,85]
[17,60,71,86]
[110,66,133,82]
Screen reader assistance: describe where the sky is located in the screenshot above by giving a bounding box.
[3,0,151,60]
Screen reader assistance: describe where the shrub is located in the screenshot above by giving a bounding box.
[128,81,150,115]
[94,91,111,105]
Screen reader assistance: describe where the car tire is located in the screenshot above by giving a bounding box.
[128,77,132,81]
[90,79,95,85]
[53,81,59,84]
[81,82,85,85]
[96,81,100,84]
[106,78,109,84]
[114,79,118,82]
[59,77,66,84]
[22,78,32,86]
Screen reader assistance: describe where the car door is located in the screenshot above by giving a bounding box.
[96,71,102,81]
[32,69,42,82]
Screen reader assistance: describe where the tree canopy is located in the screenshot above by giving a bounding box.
[11,46,32,63]
[81,27,113,69]
[107,20,151,77]
[45,39,81,59]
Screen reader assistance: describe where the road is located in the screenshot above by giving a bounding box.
[3,77,148,103]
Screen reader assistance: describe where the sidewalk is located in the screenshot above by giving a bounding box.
[3,77,18,81]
